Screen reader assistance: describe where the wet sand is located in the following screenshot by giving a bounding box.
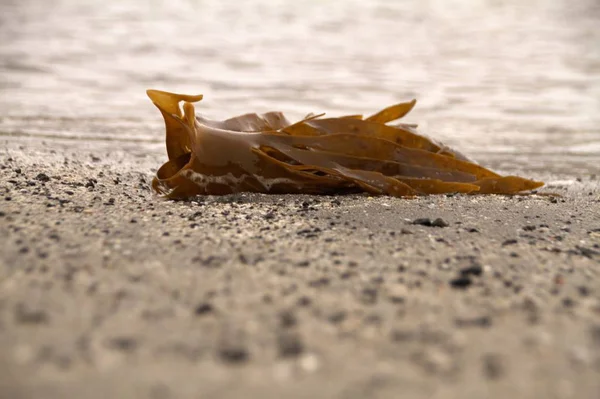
[1,142,599,399]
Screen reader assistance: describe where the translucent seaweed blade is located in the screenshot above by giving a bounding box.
[302,117,443,153]
[280,113,327,136]
[257,148,478,183]
[474,176,544,194]
[263,133,499,179]
[222,112,292,132]
[395,177,480,194]
[146,89,203,118]
[366,99,417,124]
[259,141,418,197]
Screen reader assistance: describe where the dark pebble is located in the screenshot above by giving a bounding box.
[455,316,492,328]
[297,227,322,238]
[522,225,536,231]
[578,286,591,297]
[364,313,382,325]
[482,353,505,380]
[188,211,202,221]
[327,311,347,324]
[262,294,273,304]
[339,271,355,279]
[412,218,449,228]
[460,264,483,277]
[14,305,49,324]
[106,337,138,352]
[296,296,312,307]
[35,173,50,182]
[264,212,276,220]
[575,245,600,259]
[412,218,432,226]
[308,277,330,287]
[279,310,297,328]
[431,218,449,228]
[278,333,304,357]
[388,293,405,304]
[371,276,384,284]
[502,239,518,246]
[194,303,214,316]
[449,276,472,289]
[390,329,414,342]
[218,346,249,363]
[359,288,378,305]
[562,297,576,308]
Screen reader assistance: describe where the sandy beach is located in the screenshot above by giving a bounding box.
[1,140,599,399]
[1,0,600,397]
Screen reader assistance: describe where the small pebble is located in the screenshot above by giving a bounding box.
[194,303,214,316]
[412,218,449,228]
[35,173,50,182]
[482,353,505,380]
[219,346,249,364]
[278,333,304,358]
[449,276,472,289]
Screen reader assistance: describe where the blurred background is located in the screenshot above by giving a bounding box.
[1,0,599,177]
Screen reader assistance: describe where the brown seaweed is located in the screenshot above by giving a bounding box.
[147,90,543,199]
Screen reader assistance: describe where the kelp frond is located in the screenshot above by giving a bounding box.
[147,90,543,199]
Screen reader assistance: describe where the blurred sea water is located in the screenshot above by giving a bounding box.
[0,0,599,177]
